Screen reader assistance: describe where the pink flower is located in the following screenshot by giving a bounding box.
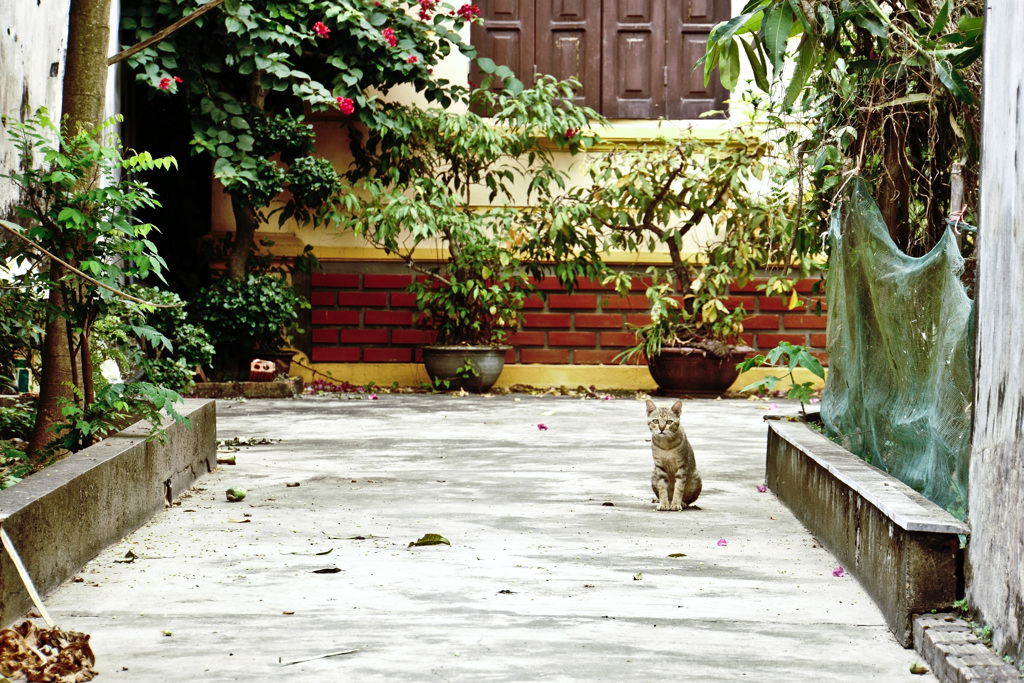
[717,538,727,547]
[455,4,481,20]
[312,21,330,38]
[158,77,172,90]
[406,55,418,64]
[382,27,397,47]
[757,485,767,493]
[173,75,183,83]
[336,96,355,115]
[832,566,845,577]
[537,424,548,431]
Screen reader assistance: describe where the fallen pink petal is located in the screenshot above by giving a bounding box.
[602,395,613,400]
[369,394,378,400]
[537,424,548,431]
[810,397,820,404]
[757,485,767,493]
[768,403,779,410]
[833,566,845,577]
[717,538,727,547]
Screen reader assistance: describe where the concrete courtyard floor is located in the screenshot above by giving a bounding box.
[45,394,934,681]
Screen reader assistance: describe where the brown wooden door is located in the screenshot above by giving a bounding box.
[666,0,730,119]
[601,0,666,118]
[470,0,536,87]
[535,0,603,109]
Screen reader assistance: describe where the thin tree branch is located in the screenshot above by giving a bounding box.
[107,0,227,66]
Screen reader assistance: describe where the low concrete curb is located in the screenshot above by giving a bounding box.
[767,419,968,646]
[190,379,302,399]
[914,614,1022,682]
[0,399,216,625]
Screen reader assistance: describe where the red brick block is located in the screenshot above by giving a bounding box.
[810,333,828,348]
[311,347,360,362]
[805,298,828,313]
[523,313,571,329]
[390,292,418,308]
[310,291,336,307]
[364,274,414,289]
[523,295,546,309]
[737,333,755,348]
[311,328,338,344]
[340,329,389,344]
[600,332,639,347]
[784,314,828,330]
[625,314,651,327]
[575,277,614,291]
[312,273,359,289]
[729,278,768,294]
[757,333,807,348]
[312,310,359,326]
[548,294,597,310]
[338,292,388,307]
[505,348,517,363]
[535,276,569,292]
[521,349,570,364]
[365,310,414,326]
[723,296,756,312]
[742,314,781,330]
[575,313,625,329]
[363,348,411,363]
[507,331,546,346]
[574,349,626,365]
[549,331,597,347]
[758,296,804,312]
[391,329,436,345]
[629,276,654,292]
[602,295,650,310]
[812,351,830,366]
[795,278,824,293]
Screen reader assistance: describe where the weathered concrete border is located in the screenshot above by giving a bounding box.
[767,419,968,647]
[0,398,216,625]
[914,613,1022,681]
[190,378,302,399]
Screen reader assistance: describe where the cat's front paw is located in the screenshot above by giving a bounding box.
[668,503,682,511]
[655,502,670,511]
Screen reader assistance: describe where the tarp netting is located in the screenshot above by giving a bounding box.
[821,179,974,518]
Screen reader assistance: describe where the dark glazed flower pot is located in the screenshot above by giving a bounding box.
[421,345,511,392]
[647,346,747,397]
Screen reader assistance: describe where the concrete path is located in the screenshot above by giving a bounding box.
[46,395,934,681]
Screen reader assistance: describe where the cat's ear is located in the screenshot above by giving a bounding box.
[671,400,683,416]
[646,399,657,415]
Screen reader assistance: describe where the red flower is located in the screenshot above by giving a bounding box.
[336,96,355,115]
[312,21,330,38]
[173,75,183,83]
[406,55,418,64]
[158,77,172,90]
[565,127,578,139]
[382,27,397,47]
[418,0,436,21]
[455,4,481,20]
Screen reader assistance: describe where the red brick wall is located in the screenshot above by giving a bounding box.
[308,266,828,365]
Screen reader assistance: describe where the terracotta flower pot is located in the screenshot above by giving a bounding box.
[646,346,749,397]
[421,345,511,392]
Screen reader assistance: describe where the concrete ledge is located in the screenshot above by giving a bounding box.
[190,378,302,399]
[914,614,1022,681]
[767,420,968,646]
[0,399,216,625]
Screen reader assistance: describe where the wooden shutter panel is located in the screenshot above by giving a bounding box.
[535,0,602,110]
[470,1,536,87]
[666,0,730,119]
[601,0,666,118]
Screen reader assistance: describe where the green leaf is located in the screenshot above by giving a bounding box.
[929,0,951,37]
[408,533,450,548]
[719,38,741,91]
[851,12,886,38]
[763,2,794,77]
[476,57,497,74]
[784,34,818,110]
[935,60,973,103]
[709,11,757,46]
[816,4,835,36]
[504,78,524,97]
[739,37,769,92]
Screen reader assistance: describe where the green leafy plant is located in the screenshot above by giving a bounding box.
[737,342,825,415]
[340,72,600,347]
[1,109,189,458]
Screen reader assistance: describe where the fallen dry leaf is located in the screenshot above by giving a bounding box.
[0,620,96,682]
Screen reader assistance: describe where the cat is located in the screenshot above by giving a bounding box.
[646,399,702,511]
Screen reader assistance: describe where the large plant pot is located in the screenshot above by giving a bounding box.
[421,345,511,392]
[647,346,747,396]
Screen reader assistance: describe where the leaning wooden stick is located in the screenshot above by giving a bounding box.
[0,524,54,628]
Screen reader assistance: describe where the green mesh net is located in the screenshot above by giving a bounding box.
[821,179,974,518]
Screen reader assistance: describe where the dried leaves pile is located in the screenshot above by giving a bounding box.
[0,621,95,682]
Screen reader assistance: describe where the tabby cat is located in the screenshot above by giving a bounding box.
[646,399,702,511]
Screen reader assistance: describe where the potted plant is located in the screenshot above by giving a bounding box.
[338,66,601,391]
[536,118,813,395]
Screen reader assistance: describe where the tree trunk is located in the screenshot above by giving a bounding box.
[28,0,112,459]
[226,198,257,281]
